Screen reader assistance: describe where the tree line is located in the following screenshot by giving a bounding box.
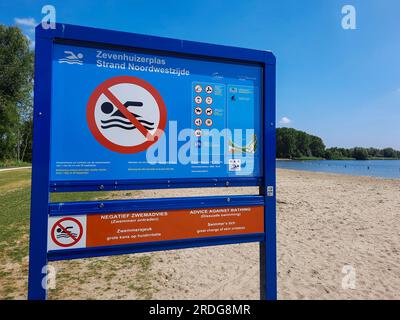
[277,127,400,160]
[0,25,33,164]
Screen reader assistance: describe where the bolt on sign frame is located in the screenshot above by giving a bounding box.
[28,23,276,300]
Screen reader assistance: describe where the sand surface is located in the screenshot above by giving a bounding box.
[2,169,400,299]
[46,169,400,299]
[276,169,400,299]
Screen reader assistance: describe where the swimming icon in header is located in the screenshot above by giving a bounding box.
[58,51,84,65]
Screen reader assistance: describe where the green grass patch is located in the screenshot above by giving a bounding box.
[50,191,111,203]
[0,187,31,261]
[0,169,31,193]
[368,157,400,160]
[0,161,31,169]
[0,169,112,264]
[0,168,152,299]
[127,255,154,299]
[137,256,151,271]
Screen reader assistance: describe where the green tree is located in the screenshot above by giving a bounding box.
[277,128,326,159]
[276,128,297,158]
[0,25,33,161]
[352,147,369,160]
[367,147,381,158]
[325,147,344,160]
[324,149,333,160]
[309,135,325,158]
[277,127,400,160]
[295,130,311,157]
[382,148,396,158]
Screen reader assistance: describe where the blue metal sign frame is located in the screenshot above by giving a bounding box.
[28,23,276,300]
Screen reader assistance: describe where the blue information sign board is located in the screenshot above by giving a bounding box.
[28,23,276,300]
[51,43,263,181]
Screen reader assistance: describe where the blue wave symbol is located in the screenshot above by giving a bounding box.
[58,58,83,65]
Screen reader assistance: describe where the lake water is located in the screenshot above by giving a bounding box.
[276,160,400,179]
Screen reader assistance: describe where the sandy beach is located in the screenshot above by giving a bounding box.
[44,169,400,299]
[2,168,400,299]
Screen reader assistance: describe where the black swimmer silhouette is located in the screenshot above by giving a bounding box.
[100,101,154,130]
[56,226,77,239]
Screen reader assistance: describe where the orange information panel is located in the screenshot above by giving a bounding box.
[86,206,264,248]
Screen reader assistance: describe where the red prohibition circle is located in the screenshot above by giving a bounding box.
[87,76,167,154]
[51,217,83,248]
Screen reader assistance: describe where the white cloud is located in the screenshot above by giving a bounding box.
[279,116,292,125]
[14,17,37,27]
[14,18,36,50]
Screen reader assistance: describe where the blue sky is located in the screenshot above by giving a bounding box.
[1,0,399,149]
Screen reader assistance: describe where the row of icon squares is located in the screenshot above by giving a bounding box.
[194,106,213,116]
[194,118,213,127]
[194,96,213,105]
[194,84,213,94]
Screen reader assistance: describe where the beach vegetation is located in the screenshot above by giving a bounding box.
[0,25,34,164]
[277,128,400,160]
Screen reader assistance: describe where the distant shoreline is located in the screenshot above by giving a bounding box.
[276,159,400,180]
[276,167,400,181]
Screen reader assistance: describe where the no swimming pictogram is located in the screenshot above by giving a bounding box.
[87,76,167,154]
[50,217,84,248]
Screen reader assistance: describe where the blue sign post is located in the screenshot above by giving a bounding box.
[28,23,276,300]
